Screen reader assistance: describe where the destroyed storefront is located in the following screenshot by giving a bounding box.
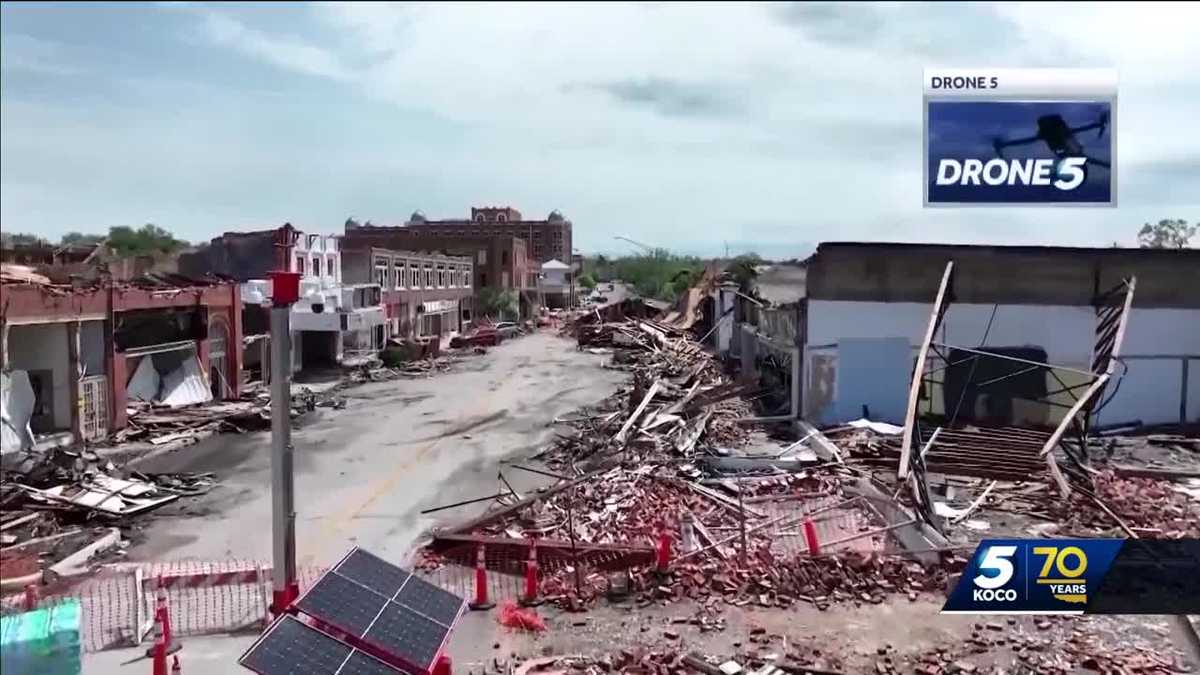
[1,284,109,454]
[799,243,1200,429]
[1,275,243,454]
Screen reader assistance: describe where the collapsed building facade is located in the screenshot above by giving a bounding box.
[1,274,243,454]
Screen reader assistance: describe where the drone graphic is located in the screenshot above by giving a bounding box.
[991,112,1110,170]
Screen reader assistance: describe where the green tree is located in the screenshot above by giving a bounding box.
[59,232,106,247]
[726,253,761,295]
[1137,219,1196,249]
[106,224,188,256]
[578,273,597,290]
[477,287,518,320]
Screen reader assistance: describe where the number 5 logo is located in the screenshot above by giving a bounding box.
[974,545,1018,589]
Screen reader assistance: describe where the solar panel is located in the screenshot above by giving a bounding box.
[239,615,412,675]
[294,547,465,673]
[394,575,463,627]
[364,602,447,669]
[296,571,389,637]
[336,549,412,597]
[241,615,350,674]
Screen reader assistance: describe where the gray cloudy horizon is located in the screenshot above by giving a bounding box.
[2,2,1198,257]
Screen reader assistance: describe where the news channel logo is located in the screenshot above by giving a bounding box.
[942,539,1124,614]
[923,68,1117,207]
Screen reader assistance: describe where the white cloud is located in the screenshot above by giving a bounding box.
[0,33,83,75]
[3,2,1198,252]
[200,11,355,82]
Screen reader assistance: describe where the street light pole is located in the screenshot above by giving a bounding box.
[268,267,302,616]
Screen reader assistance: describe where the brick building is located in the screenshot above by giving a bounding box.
[1,274,242,453]
[340,246,474,341]
[341,225,541,319]
[386,207,573,266]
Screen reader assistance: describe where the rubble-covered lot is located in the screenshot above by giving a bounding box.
[413,309,1200,674]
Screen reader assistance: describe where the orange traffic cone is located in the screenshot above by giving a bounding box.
[468,544,494,611]
[519,540,541,607]
[149,607,168,675]
[155,576,174,647]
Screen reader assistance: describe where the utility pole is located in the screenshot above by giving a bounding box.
[268,242,302,614]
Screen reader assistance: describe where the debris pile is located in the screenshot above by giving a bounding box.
[0,447,215,588]
[541,320,756,469]
[113,381,350,446]
[349,356,458,382]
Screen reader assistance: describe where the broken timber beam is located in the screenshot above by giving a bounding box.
[440,466,610,535]
[615,379,661,444]
[900,261,954,479]
[795,420,844,463]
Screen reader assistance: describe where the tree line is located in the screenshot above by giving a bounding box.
[1,224,191,257]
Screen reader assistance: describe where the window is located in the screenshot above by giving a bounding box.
[497,213,506,222]
[375,261,387,288]
[478,249,487,264]
[411,265,419,288]
[447,265,456,288]
[295,255,306,275]
[424,264,433,288]
[327,257,334,277]
[475,214,485,223]
[437,265,446,288]
[396,261,406,289]
[480,272,487,286]
[502,250,509,265]
[312,257,320,277]
[463,269,471,287]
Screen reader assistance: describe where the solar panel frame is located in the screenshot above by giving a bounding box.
[292,547,466,674]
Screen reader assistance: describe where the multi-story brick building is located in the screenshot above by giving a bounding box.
[341,225,541,319]
[340,246,474,341]
[397,207,572,266]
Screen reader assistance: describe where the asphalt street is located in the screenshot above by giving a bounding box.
[84,332,624,673]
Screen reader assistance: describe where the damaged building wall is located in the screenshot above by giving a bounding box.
[6,323,73,433]
[803,243,1200,428]
[805,301,1097,426]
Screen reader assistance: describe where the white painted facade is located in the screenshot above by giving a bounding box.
[240,230,384,371]
[291,232,340,288]
[805,300,1200,427]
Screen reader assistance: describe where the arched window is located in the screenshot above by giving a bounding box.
[497,213,507,222]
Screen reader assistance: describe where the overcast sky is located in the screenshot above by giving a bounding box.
[2,2,1197,257]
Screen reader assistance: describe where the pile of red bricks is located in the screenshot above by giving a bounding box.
[1050,470,1200,537]
[625,549,957,612]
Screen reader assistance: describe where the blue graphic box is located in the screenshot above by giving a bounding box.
[926,100,1114,205]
